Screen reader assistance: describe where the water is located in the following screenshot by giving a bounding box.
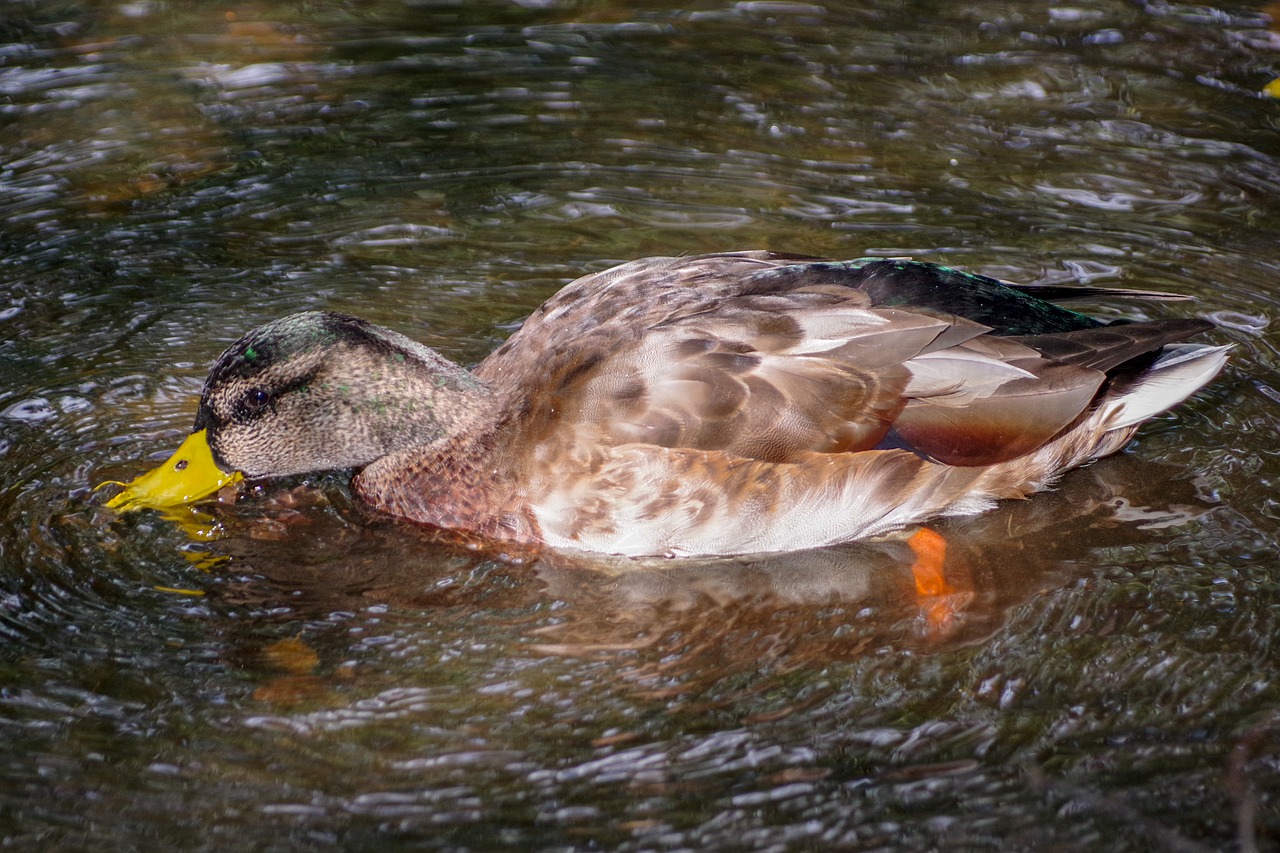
[2,0,1279,849]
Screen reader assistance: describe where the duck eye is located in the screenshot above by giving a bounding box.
[238,388,271,418]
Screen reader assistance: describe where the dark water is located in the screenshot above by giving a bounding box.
[3,0,1279,849]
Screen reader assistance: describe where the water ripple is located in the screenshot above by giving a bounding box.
[0,0,1278,849]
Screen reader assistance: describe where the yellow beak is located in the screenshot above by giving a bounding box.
[102,429,244,511]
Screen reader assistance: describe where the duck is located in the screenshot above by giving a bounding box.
[104,251,1228,558]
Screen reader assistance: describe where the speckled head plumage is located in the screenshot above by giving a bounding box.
[197,310,349,387]
[192,311,489,477]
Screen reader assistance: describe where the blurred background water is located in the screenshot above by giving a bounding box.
[2,0,1279,850]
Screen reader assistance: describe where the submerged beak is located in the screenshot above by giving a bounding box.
[102,429,244,511]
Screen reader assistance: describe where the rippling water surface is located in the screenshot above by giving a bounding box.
[3,1,1280,849]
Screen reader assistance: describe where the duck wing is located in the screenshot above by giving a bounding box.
[478,254,942,463]
[482,254,1208,471]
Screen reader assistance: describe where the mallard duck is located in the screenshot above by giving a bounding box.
[105,252,1228,557]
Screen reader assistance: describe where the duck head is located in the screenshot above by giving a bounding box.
[105,311,487,511]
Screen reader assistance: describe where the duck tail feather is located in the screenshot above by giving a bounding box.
[1098,343,1230,429]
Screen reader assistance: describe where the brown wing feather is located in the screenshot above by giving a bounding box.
[891,365,1105,466]
[1008,319,1214,371]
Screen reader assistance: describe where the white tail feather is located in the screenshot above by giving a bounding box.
[1099,343,1230,429]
